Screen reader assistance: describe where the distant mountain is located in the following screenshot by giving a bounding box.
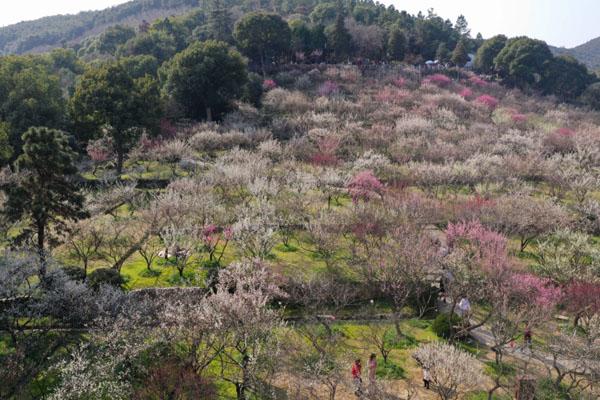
[551,37,600,71]
[0,0,200,55]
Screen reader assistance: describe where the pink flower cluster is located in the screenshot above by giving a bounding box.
[556,127,576,137]
[262,79,277,91]
[511,113,528,123]
[393,77,406,88]
[475,95,499,110]
[87,138,113,163]
[459,87,473,99]
[446,220,508,270]
[565,281,600,315]
[424,73,452,87]
[318,80,340,97]
[469,76,488,87]
[511,273,562,309]
[311,136,340,166]
[374,87,407,104]
[347,170,385,203]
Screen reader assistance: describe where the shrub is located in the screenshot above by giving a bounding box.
[476,94,499,110]
[469,76,488,87]
[87,268,124,290]
[392,77,406,88]
[317,80,340,97]
[432,312,462,339]
[295,74,312,90]
[424,73,452,87]
[243,72,264,107]
[459,87,473,99]
[61,266,86,282]
[374,86,408,104]
[263,88,312,113]
[275,71,296,86]
[262,79,277,91]
[543,128,576,154]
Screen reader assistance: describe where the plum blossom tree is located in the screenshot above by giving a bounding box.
[539,315,600,396]
[346,170,384,203]
[489,195,569,252]
[535,229,600,284]
[374,222,439,336]
[65,219,106,276]
[443,220,512,340]
[413,342,484,400]
[205,260,285,399]
[160,223,198,278]
[86,136,113,175]
[233,199,278,260]
[564,281,600,327]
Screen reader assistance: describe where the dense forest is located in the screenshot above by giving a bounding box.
[1,1,600,399]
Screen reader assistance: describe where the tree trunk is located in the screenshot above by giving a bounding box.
[111,231,150,272]
[206,107,213,122]
[37,222,46,277]
[392,311,403,337]
[116,148,124,177]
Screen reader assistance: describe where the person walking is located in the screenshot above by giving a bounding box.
[523,326,532,351]
[351,359,363,396]
[423,366,431,389]
[368,354,377,385]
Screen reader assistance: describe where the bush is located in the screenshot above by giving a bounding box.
[376,362,406,379]
[242,72,264,107]
[61,265,86,282]
[87,268,124,290]
[432,312,462,339]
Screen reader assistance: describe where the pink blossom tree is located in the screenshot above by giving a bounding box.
[424,73,452,87]
[475,94,499,110]
[565,281,600,327]
[346,170,385,203]
[87,137,113,174]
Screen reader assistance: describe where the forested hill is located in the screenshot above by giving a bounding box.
[0,0,199,55]
[551,36,600,71]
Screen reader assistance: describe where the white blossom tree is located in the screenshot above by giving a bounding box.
[413,342,485,400]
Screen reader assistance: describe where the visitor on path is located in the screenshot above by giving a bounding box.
[368,353,377,384]
[423,366,431,389]
[458,297,471,318]
[351,359,363,396]
[524,326,532,351]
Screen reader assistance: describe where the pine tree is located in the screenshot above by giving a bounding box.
[451,39,469,67]
[387,27,407,61]
[4,127,85,275]
[436,42,449,62]
[330,2,352,62]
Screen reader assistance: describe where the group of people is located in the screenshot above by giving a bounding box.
[351,356,433,397]
[350,354,378,396]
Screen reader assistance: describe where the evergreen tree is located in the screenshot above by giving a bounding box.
[70,61,160,175]
[451,38,469,66]
[234,12,291,75]
[494,37,553,89]
[4,127,85,275]
[164,40,247,121]
[207,0,233,43]
[329,2,352,62]
[455,15,470,37]
[387,27,407,61]
[0,122,12,166]
[474,34,507,74]
[435,42,449,62]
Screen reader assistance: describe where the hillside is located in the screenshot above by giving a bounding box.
[0,0,199,54]
[551,36,600,71]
